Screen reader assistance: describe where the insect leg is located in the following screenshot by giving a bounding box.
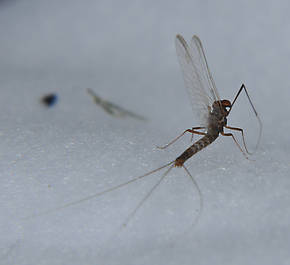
[157,127,206,149]
[224,125,252,155]
[230,84,257,114]
[228,84,262,152]
[190,127,206,143]
[221,132,250,159]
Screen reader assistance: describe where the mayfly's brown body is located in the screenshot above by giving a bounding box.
[174,134,217,167]
[175,99,231,167]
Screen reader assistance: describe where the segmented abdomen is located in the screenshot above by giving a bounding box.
[174,133,218,167]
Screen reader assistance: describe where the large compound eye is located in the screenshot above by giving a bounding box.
[221,100,231,113]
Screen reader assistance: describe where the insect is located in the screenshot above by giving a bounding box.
[87,88,146,121]
[41,93,58,107]
[27,35,262,226]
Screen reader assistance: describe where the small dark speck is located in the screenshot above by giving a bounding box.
[41,93,58,107]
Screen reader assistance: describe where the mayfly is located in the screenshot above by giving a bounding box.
[87,88,147,121]
[26,35,262,226]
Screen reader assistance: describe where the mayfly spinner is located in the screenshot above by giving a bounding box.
[28,35,262,225]
[87,88,146,121]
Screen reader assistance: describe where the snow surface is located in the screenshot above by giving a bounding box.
[0,0,290,264]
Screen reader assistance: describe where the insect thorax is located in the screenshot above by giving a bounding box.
[207,107,227,134]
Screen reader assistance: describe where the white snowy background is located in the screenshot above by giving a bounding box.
[0,0,290,264]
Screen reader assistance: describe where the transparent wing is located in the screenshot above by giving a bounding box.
[190,35,220,103]
[175,34,219,126]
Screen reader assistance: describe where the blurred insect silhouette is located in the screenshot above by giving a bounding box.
[87,88,146,121]
[41,93,58,107]
[28,35,262,226]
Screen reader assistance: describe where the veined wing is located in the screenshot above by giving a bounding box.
[175,34,219,126]
[190,35,220,103]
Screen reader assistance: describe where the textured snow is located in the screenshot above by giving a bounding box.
[1,0,290,265]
